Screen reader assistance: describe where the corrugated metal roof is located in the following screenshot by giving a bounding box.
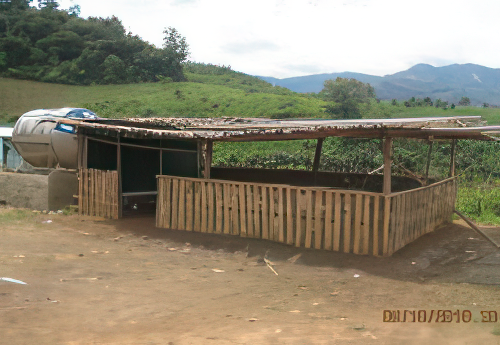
[60,116,500,141]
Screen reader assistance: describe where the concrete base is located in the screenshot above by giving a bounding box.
[48,170,78,211]
[0,172,48,210]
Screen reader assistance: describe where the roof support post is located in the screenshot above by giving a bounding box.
[204,140,213,179]
[117,136,122,218]
[425,139,434,185]
[312,138,324,185]
[449,139,456,177]
[383,137,392,195]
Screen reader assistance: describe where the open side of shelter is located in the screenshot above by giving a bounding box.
[66,116,499,256]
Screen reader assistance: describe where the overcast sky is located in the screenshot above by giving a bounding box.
[57,0,500,79]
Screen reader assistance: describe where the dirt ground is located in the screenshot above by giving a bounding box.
[1,207,500,345]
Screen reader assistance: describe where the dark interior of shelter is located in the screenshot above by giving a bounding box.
[86,137,199,216]
[85,135,431,217]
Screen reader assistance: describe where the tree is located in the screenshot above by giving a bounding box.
[320,77,375,119]
[458,96,471,106]
[162,26,189,81]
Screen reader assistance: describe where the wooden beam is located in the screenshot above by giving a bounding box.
[425,140,433,184]
[383,137,392,195]
[204,140,213,179]
[312,138,324,184]
[449,139,456,177]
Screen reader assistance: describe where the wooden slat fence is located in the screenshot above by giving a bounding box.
[79,168,119,219]
[157,175,386,255]
[387,177,457,255]
[157,175,457,256]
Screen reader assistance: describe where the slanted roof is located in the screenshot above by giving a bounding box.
[61,116,500,142]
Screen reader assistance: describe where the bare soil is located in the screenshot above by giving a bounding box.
[1,207,500,345]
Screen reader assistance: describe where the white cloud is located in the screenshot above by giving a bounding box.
[57,0,500,78]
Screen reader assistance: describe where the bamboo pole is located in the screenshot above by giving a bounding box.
[449,139,456,177]
[425,140,434,185]
[383,137,392,195]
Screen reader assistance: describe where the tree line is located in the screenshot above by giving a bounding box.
[0,0,189,84]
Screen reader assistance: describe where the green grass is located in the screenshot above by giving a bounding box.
[0,208,37,225]
[0,76,327,124]
[456,180,500,225]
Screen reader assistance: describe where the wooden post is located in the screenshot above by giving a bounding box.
[83,136,88,169]
[449,139,456,177]
[383,137,392,195]
[117,136,122,219]
[425,139,433,184]
[312,138,324,185]
[204,140,213,179]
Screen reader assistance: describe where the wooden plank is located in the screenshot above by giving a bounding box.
[89,169,94,216]
[323,191,333,251]
[193,182,201,232]
[353,194,363,254]
[231,184,239,235]
[343,193,352,253]
[78,169,83,216]
[286,187,293,245]
[314,190,323,250]
[101,170,106,217]
[171,179,179,230]
[223,183,231,234]
[372,195,380,256]
[295,189,302,247]
[261,186,269,239]
[246,184,253,238]
[278,187,284,243]
[394,194,401,253]
[268,187,275,240]
[178,179,186,230]
[305,190,313,248]
[214,182,222,233]
[207,182,215,233]
[253,185,261,238]
[238,183,248,237]
[200,181,207,232]
[156,178,162,227]
[164,178,172,229]
[382,196,391,256]
[333,192,341,252]
[185,181,193,231]
[362,195,371,255]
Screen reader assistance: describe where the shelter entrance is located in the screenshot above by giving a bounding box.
[81,136,199,217]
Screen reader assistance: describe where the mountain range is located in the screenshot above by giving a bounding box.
[258,63,500,106]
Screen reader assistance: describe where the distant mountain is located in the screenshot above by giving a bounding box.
[257,63,500,106]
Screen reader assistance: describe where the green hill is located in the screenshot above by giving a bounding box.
[0,65,327,124]
[2,62,500,125]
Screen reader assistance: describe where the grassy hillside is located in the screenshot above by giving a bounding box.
[2,64,500,125]
[0,69,327,124]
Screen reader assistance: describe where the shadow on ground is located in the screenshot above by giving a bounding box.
[109,216,500,286]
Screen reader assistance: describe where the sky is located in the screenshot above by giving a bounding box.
[56,0,500,79]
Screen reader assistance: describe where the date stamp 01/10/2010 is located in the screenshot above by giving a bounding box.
[383,310,500,323]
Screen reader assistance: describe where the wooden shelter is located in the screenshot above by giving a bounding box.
[65,116,500,256]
